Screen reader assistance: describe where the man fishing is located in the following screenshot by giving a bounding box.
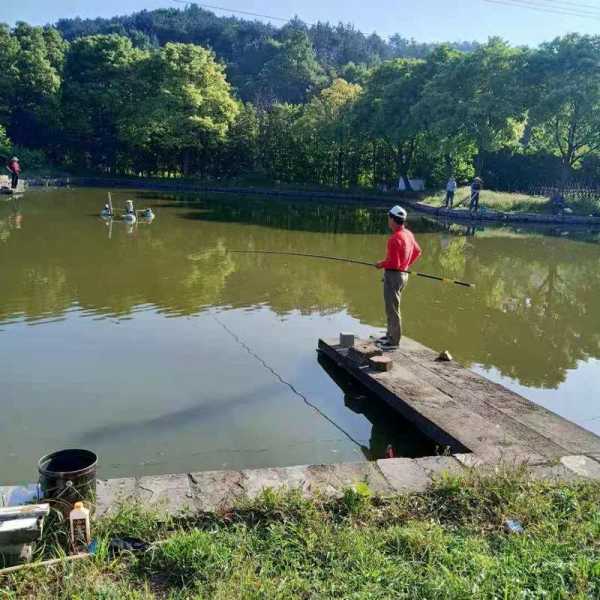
[6,156,20,189]
[469,176,482,212]
[375,205,422,350]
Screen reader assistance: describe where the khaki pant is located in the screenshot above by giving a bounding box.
[383,270,408,346]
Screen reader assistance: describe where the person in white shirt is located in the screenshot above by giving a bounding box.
[445,176,457,208]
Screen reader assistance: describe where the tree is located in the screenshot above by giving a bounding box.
[126,43,239,176]
[61,34,142,171]
[295,78,362,186]
[356,48,455,189]
[258,30,326,104]
[526,34,600,181]
[0,25,19,128]
[220,103,260,178]
[256,103,303,182]
[418,40,526,174]
[9,24,66,149]
[0,125,11,159]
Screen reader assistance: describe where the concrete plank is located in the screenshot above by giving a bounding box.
[376,458,431,493]
[95,478,136,517]
[188,469,245,513]
[560,455,600,480]
[302,462,393,497]
[394,338,600,457]
[319,337,600,463]
[137,474,194,516]
[528,464,586,483]
[395,348,571,460]
[241,465,310,498]
[415,456,464,479]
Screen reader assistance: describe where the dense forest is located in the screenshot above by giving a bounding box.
[1,4,600,190]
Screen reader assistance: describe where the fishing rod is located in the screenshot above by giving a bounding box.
[229,250,475,288]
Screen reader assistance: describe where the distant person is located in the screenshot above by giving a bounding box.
[551,191,566,215]
[7,157,20,189]
[445,176,457,208]
[469,177,483,212]
[375,205,422,350]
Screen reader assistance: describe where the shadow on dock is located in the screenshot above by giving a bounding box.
[318,353,436,460]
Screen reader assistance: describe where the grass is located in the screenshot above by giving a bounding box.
[1,470,600,599]
[423,187,550,214]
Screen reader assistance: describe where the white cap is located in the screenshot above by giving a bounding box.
[389,205,407,220]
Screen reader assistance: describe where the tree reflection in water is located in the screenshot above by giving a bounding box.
[1,188,600,390]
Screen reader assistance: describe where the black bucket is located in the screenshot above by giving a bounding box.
[38,449,97,514]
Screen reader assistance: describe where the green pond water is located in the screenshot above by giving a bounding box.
[1,187,600,484]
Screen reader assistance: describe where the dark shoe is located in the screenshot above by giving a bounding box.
[378,342,399,351]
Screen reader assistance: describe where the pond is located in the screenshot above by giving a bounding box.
[1,187,600,484]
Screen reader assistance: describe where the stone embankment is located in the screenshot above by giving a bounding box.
[95,453,600,516]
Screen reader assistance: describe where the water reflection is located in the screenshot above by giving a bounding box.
[317,354,436,459]
[1,189,600,393]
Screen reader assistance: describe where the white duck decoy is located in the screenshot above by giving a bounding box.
[100,203,112,219]
[123,200,137,223]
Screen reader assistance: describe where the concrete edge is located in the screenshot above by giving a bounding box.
[87,453,600,518]
[3,454,599,518]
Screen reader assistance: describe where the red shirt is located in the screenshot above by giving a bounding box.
[8,160,20,174]
[379,226,422,271]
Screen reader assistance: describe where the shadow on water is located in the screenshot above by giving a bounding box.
[138,191,442,235]
[317,354,436,459]
[75,383,279,445]
[135,190,600,242]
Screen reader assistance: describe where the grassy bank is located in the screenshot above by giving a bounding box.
[2,469,599,599]
[423,187,550,214]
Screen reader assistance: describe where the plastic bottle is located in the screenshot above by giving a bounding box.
[69,501,91,551]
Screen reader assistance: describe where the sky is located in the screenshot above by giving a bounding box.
[3,0,600,46]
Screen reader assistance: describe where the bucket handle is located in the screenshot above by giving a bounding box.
[46,480,88,501]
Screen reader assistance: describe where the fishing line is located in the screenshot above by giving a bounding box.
[210,311,365,450]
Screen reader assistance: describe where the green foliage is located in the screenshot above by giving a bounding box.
[567,194,600,216]
[0,124,11,157]
[126,43,239,176]
[257,30,326,104]
[4,9,600,189]
[3,472,600,598]
[61,34,143,171]
[0,23,65,150]
[9,146,50,171]
[418,39,526,176]
[142,529,236,586]
[54,5,479,98]
[526,34,600,179]
[0,24,20,125]
[423,186,548,213]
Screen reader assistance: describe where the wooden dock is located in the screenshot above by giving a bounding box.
[318,337,600,465]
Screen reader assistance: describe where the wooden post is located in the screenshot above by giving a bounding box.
[369,356,394,372]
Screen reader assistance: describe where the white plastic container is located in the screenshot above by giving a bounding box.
[69,502,90,551]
